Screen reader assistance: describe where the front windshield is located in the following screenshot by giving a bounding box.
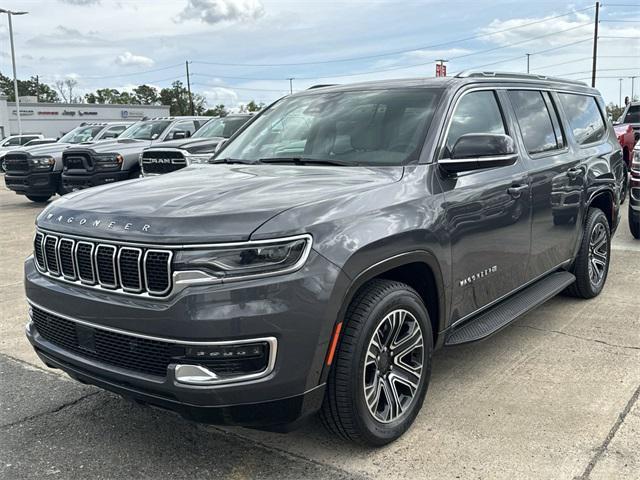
[118,120,171,140]
[194,117,248,139]
[219,88,442,166]
[59,126,104,144]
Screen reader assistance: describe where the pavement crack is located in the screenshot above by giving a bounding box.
[516,324,640,351]
[0,391,102,430]
[575,382,640,479]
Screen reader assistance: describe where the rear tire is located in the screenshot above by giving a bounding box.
[565,208,610,298]
[25,195,51,203]
[320,279,433,446]
[630,206,640,239]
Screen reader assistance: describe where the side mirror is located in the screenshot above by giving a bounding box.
[214,139,227,153]
[172,130,187,140]
[440,133,517,174]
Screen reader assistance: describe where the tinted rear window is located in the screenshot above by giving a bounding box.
[624,105,640,124]
[558,93,606,145]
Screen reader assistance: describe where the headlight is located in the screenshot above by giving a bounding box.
[94,153,124,169]
[30,156,55,171]
[185,153,214,165]
[174,235,312,280]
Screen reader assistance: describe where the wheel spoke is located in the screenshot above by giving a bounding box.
[362,308,425,424]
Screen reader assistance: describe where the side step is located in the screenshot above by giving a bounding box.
[444,271,575,346]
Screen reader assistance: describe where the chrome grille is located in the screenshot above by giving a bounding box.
[34,230,173,296]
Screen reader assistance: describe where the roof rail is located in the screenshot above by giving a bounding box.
[307,84,338,90]
[455,71,587,87]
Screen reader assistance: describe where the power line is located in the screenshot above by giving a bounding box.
[190,82,287,93]
[192,6,595,68]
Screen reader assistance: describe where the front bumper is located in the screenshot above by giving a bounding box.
[4,171,60,196]
[61,170,129,191]
[24,251,349,427]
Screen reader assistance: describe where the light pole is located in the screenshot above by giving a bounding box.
[526,53,531,74]
[619,78,623,107]
[287,77,294,94]
[0,8,29,135]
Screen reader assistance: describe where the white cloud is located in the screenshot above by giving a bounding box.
[114,52,155,68]
[177,0,265,25]
[202,86,239,106]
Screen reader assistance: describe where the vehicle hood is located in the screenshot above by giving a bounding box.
[146,137,225,154]
[15,142,68,156]
[66,138,152,155]
[36,165,403,243]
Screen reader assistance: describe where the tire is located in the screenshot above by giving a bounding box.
[620,165,628,205]
[630,206,640,240]
[25,195,51,203]
[565,208,611,299]
[320,279,433,446]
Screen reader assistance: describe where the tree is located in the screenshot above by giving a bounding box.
[54,79,79,103]
[240,100,264,113]
[606,103,625,122]
[205,104,227,117]
[133,84,159,105]
[159,80,206,115]
[0,72,60,102]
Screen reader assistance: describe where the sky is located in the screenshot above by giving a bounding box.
[0,0,638,109]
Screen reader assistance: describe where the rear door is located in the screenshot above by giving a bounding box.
[505,89,585,279]
[439,88,532,323]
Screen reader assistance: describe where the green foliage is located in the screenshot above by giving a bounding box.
[240,100,264,113]
[205,104,228,117]
[159,80,207,115]
[0,72,60,102]
[606,103,625,122]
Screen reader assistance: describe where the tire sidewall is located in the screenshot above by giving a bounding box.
[347,288,433,445]
[584,210,611,296]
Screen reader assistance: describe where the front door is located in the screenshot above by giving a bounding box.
[439,89,532,323]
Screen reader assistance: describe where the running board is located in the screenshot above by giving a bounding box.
[444,271,576,346]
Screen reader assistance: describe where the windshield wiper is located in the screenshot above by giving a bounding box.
[258,157,355,166]
[209,158,258,165]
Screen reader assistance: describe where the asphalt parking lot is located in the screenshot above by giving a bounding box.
[1,185,638,480]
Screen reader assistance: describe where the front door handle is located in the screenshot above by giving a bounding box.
[507,184,529,198]
[567,167,583,179]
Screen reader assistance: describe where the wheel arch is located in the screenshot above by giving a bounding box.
[319,250,447,385]
[587,187,616,229]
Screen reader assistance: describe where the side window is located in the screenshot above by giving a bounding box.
[557,93,606,145]
[20,136,38,145]
[4,137,21,146]
[166,120,196,140]
[445,91,506,155]
[508,90,562,155]
[106,125,126,137]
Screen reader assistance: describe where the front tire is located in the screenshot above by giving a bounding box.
[320,279,432,446]
[25,194,51,203]
[630,206,640,239]
[565,208,611,298]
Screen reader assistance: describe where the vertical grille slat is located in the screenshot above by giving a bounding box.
[33,231,173,296]
[34,233,45,270]
[118,247,142,292]
[144,250,172,295]
[96,244,117,288]
[75,242,95,284]
[59,238,76,279]
[44,236,60,275]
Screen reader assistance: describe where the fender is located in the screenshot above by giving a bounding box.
[318,250,448,385]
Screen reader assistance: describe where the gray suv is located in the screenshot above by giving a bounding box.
[61,117,209,192]
[24,73,623,445]
[3,122,132,202]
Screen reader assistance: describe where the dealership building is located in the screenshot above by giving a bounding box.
[0,95,169,139]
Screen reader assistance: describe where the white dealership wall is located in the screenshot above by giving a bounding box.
[0,95,170,138]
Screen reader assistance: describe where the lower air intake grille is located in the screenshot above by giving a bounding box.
[31,306,172,377]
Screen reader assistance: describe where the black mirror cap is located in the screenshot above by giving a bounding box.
[441,134,517,174]
[173,131,187,139]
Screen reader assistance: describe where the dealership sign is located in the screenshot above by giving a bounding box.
[11,109,35,116]
[435,64,447,77]
[121,109,145,119]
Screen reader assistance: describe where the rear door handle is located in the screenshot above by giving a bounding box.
[507,184,529,198]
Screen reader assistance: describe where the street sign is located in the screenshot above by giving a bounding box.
[436,64,447,77]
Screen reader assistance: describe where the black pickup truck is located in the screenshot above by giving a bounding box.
[24,72,624,446]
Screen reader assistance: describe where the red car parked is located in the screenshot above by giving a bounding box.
[615,123,637,203]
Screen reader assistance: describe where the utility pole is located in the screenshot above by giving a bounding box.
[619,78,623,107]
[632,76,637,101]
[526,54,531,74]
[1,9,29,135]
[591,1,599,88]
[287,77,294,94]
[185,61,194,115]
[35,75,39,102]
